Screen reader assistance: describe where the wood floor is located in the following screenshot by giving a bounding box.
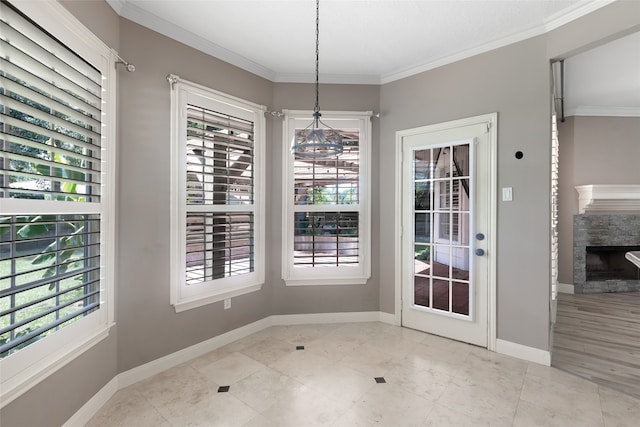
[552,291,640,399]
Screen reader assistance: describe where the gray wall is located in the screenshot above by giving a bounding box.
[557,116,640,285]
[269,83,381,315]
[379,36,552,350]
[2,0,638,425]
[114,18,276,374]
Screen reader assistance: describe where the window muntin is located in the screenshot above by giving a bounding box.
[170,79,264,311]
[283,112,371,286]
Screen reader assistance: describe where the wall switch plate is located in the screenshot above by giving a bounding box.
[502,187,513,202]
[224,298,231,310]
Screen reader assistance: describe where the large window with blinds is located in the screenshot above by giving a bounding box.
[282,112,371,286]
[0,0,115,403]
[170,78,265,312]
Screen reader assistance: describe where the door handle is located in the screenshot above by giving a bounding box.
[476,233,485,241]
[475,248,485,256]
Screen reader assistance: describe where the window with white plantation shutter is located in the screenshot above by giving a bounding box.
[282,112,371,286]
[170,78,265,312]
[185,106,254,283]
[0,0,115,404]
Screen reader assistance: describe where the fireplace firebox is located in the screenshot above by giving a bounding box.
[586,246,640,281]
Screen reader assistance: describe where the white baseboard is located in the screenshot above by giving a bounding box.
[65,311,389,426]
[63,377,118,427]
[378,311,397,325]
[118,316,273,389]
[496,339,551,366]
[271,311,382,325]
[557,282,574,294]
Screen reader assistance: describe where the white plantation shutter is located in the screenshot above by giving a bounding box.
[0,1,110,362]
[282,112,371,286]
[170,77,265,311]
[185,104,255,284]
[1,4,102,201]
[551,114,560,300]
[292,134,360,267]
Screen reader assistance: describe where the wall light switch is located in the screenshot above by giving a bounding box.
[224,298,231,310]
[502,187,513,202]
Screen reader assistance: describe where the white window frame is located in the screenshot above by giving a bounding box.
[169,78,265,312]
[282,110,371,286]
[0,0,116,407]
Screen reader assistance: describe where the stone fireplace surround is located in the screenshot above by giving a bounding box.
[574,213,640,293]
[573,185,640,293]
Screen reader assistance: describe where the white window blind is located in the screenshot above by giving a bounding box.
[0,1,106,360]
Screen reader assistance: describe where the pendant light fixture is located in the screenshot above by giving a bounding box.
[291,0,343,158]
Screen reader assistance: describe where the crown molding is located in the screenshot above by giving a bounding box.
[105,0,277,82]
[107,0,618,85]
[380,24,546,84]
[543,0,617,32]
[380,0,616,84]
[273,72,381,85]
[567,106,640,117]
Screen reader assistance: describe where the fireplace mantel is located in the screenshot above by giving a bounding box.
[575,185,640,214]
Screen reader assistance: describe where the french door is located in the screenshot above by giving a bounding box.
[399,114,496,347]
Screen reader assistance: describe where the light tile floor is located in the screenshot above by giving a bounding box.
[88,322,640,426]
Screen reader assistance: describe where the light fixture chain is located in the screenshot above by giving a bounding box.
[314,0,320,114]
[290,0,342,158]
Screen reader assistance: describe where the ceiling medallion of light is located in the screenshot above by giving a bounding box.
[290,0,343,159]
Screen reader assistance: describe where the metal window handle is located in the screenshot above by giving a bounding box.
[475,248,485,256]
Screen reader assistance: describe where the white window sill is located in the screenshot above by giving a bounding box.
[172,283,263,313]
[1,323,114,409]
[284,277,369,286]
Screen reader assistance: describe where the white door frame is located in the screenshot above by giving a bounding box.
[393,113,498,351]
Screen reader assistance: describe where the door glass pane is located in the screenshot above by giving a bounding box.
[452,179,469,212]
[414,275,430,308]
[414,149,433,180]
[432,278,449,311]
[453,144,470,177]
[452,282,469,315]
[432,244,450,278]
[415,182,431,210]
[412,142,471,316]
[452,247,470,280]
[414,213,430,243]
